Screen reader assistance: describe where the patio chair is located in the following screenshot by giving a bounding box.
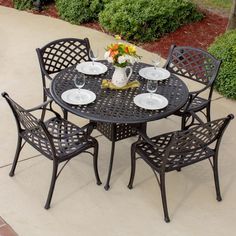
[164,45,222,130]
[36,37,91,119]
[2,92,101,209]
[128,114,234,222]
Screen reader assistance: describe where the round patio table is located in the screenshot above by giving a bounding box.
[50,61,189,189]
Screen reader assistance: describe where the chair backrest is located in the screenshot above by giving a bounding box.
[2,92,55,158]
[36,37,91,76]
[164,45,221,86]
[163,115,234,170]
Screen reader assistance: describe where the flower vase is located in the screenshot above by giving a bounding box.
[111,66,133,87]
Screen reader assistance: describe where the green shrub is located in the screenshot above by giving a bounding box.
[208,30,236,99]
[99,0,203,42]
[13,0,33,10]
[55,0,109,24]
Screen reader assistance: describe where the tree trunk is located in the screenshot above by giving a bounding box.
[227,0,236,30]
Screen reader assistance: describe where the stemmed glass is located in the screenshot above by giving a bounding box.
[147,79,157,104]
[89,48,99,66]
[74,73,85,100]
[152,54,161,70]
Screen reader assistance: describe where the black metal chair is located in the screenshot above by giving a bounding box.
[128,114,234,222]
[36,37,91,119]
[164,45,222,129]
[2,92,101,209]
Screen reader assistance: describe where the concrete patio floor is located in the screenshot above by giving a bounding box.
[0,6,236,236]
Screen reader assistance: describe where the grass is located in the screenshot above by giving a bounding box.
[191,0,232,12]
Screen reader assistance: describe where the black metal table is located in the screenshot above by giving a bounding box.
[50,61,189,189]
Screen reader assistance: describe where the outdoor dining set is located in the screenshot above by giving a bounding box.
[2,37,234,223]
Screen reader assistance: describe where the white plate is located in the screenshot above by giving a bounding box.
[76,62,107,75]
[134,93,168,110]
[139,67,170,81]
[61,89,96,105]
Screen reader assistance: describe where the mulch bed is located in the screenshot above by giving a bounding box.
[0,1,228,58]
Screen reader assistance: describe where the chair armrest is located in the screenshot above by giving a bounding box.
[135,128,158,148]
[25,99,53,112]
[189,79,214,101]
[25,99,61,118]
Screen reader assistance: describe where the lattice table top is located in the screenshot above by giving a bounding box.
[50,61,189,124]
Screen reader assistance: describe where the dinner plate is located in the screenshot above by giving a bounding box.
[133,93,168,110]
[76,62,108,75]
[61,89,96,105]
[139,67,170,81]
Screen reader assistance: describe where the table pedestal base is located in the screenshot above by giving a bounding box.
[96,122,146,190]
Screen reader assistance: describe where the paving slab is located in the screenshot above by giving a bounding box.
[0,6,236,236]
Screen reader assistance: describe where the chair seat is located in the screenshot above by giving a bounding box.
[176,96,209,115]
[135,132,215,172]
[21,117,96,162]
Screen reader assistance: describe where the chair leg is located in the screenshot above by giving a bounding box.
[41,92,47,121]
[45,161,59,209]
[62,109,68,120]
[206,104,211,122]
[212,156,222,201]
[181,115,187,130]
[160,173,170,223]
[93,142,102,185]
[9,136,22,177]
[176,167,181,172]
[128,144,136,189]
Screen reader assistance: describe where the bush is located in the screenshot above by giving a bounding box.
[55,0,109,24]
[13,0,33,10]
[99,0,203,42]
[208,30,236,99]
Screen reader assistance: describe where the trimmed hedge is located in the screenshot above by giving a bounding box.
[99,0,203,42]
[208,30,236,99]
[55,0,109,24]
[13,0,33,10]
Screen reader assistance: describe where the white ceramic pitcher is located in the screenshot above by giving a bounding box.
[111,66,133,87]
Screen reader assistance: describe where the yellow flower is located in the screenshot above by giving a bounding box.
[128,45,136,54]
[115,35,121,40]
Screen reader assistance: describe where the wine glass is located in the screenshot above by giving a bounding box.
[147,79,157,103]
[89,48,99,66]
[152,54,161,70]
[74,73,85,99]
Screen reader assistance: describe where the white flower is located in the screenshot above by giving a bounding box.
[107,56,114,63]
[122,55,135,64]
[104,51,110,59]
[118,56,127,64]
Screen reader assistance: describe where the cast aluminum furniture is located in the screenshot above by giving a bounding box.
[164,45,221,129]
[50,61,189,190]
[36,38,91,119]
[2,92,101,209]
[128,114,234,222]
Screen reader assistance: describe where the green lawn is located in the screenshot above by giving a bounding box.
[192,0,232,12]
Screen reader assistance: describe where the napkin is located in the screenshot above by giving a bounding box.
[101,79,140,90]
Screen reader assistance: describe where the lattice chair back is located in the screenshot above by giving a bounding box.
[164,45,221,86]
[36,38,91,76]
[162,115,233,171]
[2,92,55,158]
